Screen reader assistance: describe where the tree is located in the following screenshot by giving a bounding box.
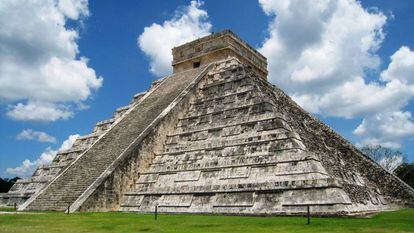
[360,145,406,173]
[394,163,414,188]
[0,177,21,193]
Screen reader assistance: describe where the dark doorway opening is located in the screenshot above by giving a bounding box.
[193,61,201,68]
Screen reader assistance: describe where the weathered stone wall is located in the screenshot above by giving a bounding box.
[253,73,414,205]
[172,30,267,78]
[116,59,396,216]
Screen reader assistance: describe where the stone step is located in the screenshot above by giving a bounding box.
[169,113,287,136]
[125,178,341,196]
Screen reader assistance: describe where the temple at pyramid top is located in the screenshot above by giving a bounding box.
[172,30,268,78]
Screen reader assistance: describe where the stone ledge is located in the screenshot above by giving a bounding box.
[173,113,287,134]
[144,159,324,175]
[95,118,115,126]
[125,178,342,196]
[159,137,305,155]
[191,87,254,105]
[179,101,274,120]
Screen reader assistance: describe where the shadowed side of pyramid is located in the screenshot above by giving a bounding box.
[120,58,414,215]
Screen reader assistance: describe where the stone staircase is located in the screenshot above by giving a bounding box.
[22,66,209,211]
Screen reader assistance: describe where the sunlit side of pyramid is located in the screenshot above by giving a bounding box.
[4,30,413,216]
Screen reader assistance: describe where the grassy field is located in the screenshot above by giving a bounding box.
[0,208,15,212]
[0,209,413,233]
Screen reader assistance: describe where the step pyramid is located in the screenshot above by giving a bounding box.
[18,30,414,215]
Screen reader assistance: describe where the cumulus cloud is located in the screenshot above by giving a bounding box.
[354,111,414,148]
[259,0,386,114]
[138,0,212,76]
[6,134,79,177]
[381,46,414,85]
[0,0,102,122]
[258,0,414,147]
[6,148,58,178]
[58,0,89,20]
[16,129,57,143]
[59,134,80,151]
[7,101,73,122]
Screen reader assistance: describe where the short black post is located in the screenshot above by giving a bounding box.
[307,205,310,225]
[154,205,158,220]
[67,203,70,215]
[14,203,17,211]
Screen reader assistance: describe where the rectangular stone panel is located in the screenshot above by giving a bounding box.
[122,195,144,207]
[158,195,193,207]
[254,192,282,211]
[213,192,254,207]
[174,171,201,182]
[166,136,178,145]
[282,188,351,206]
[190,131,208,141]
[222,125,242,137]
[219,166,251,179]
[137,174,159,184]
[220,146,238,157]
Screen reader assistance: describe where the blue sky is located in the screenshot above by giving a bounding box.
[1,0,414,178]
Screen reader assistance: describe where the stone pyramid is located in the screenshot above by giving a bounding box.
[4,30,413,215]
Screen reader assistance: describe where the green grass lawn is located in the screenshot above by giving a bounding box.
[0,209,413,233]
[0,208,15,212]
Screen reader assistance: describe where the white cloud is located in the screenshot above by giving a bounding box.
[7,101,73,122]
[59,134,79,151]
[354,111,414,148]
[5,149,57,178]
[0,0,102,122]
[6,134,79,177]
[259,0,387,114]
[352,47,414,147]
[258,0,414,147]
[16,129,57,143]
[58,0,89,20]
[138,0,212,76]
[381,46,414,85]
